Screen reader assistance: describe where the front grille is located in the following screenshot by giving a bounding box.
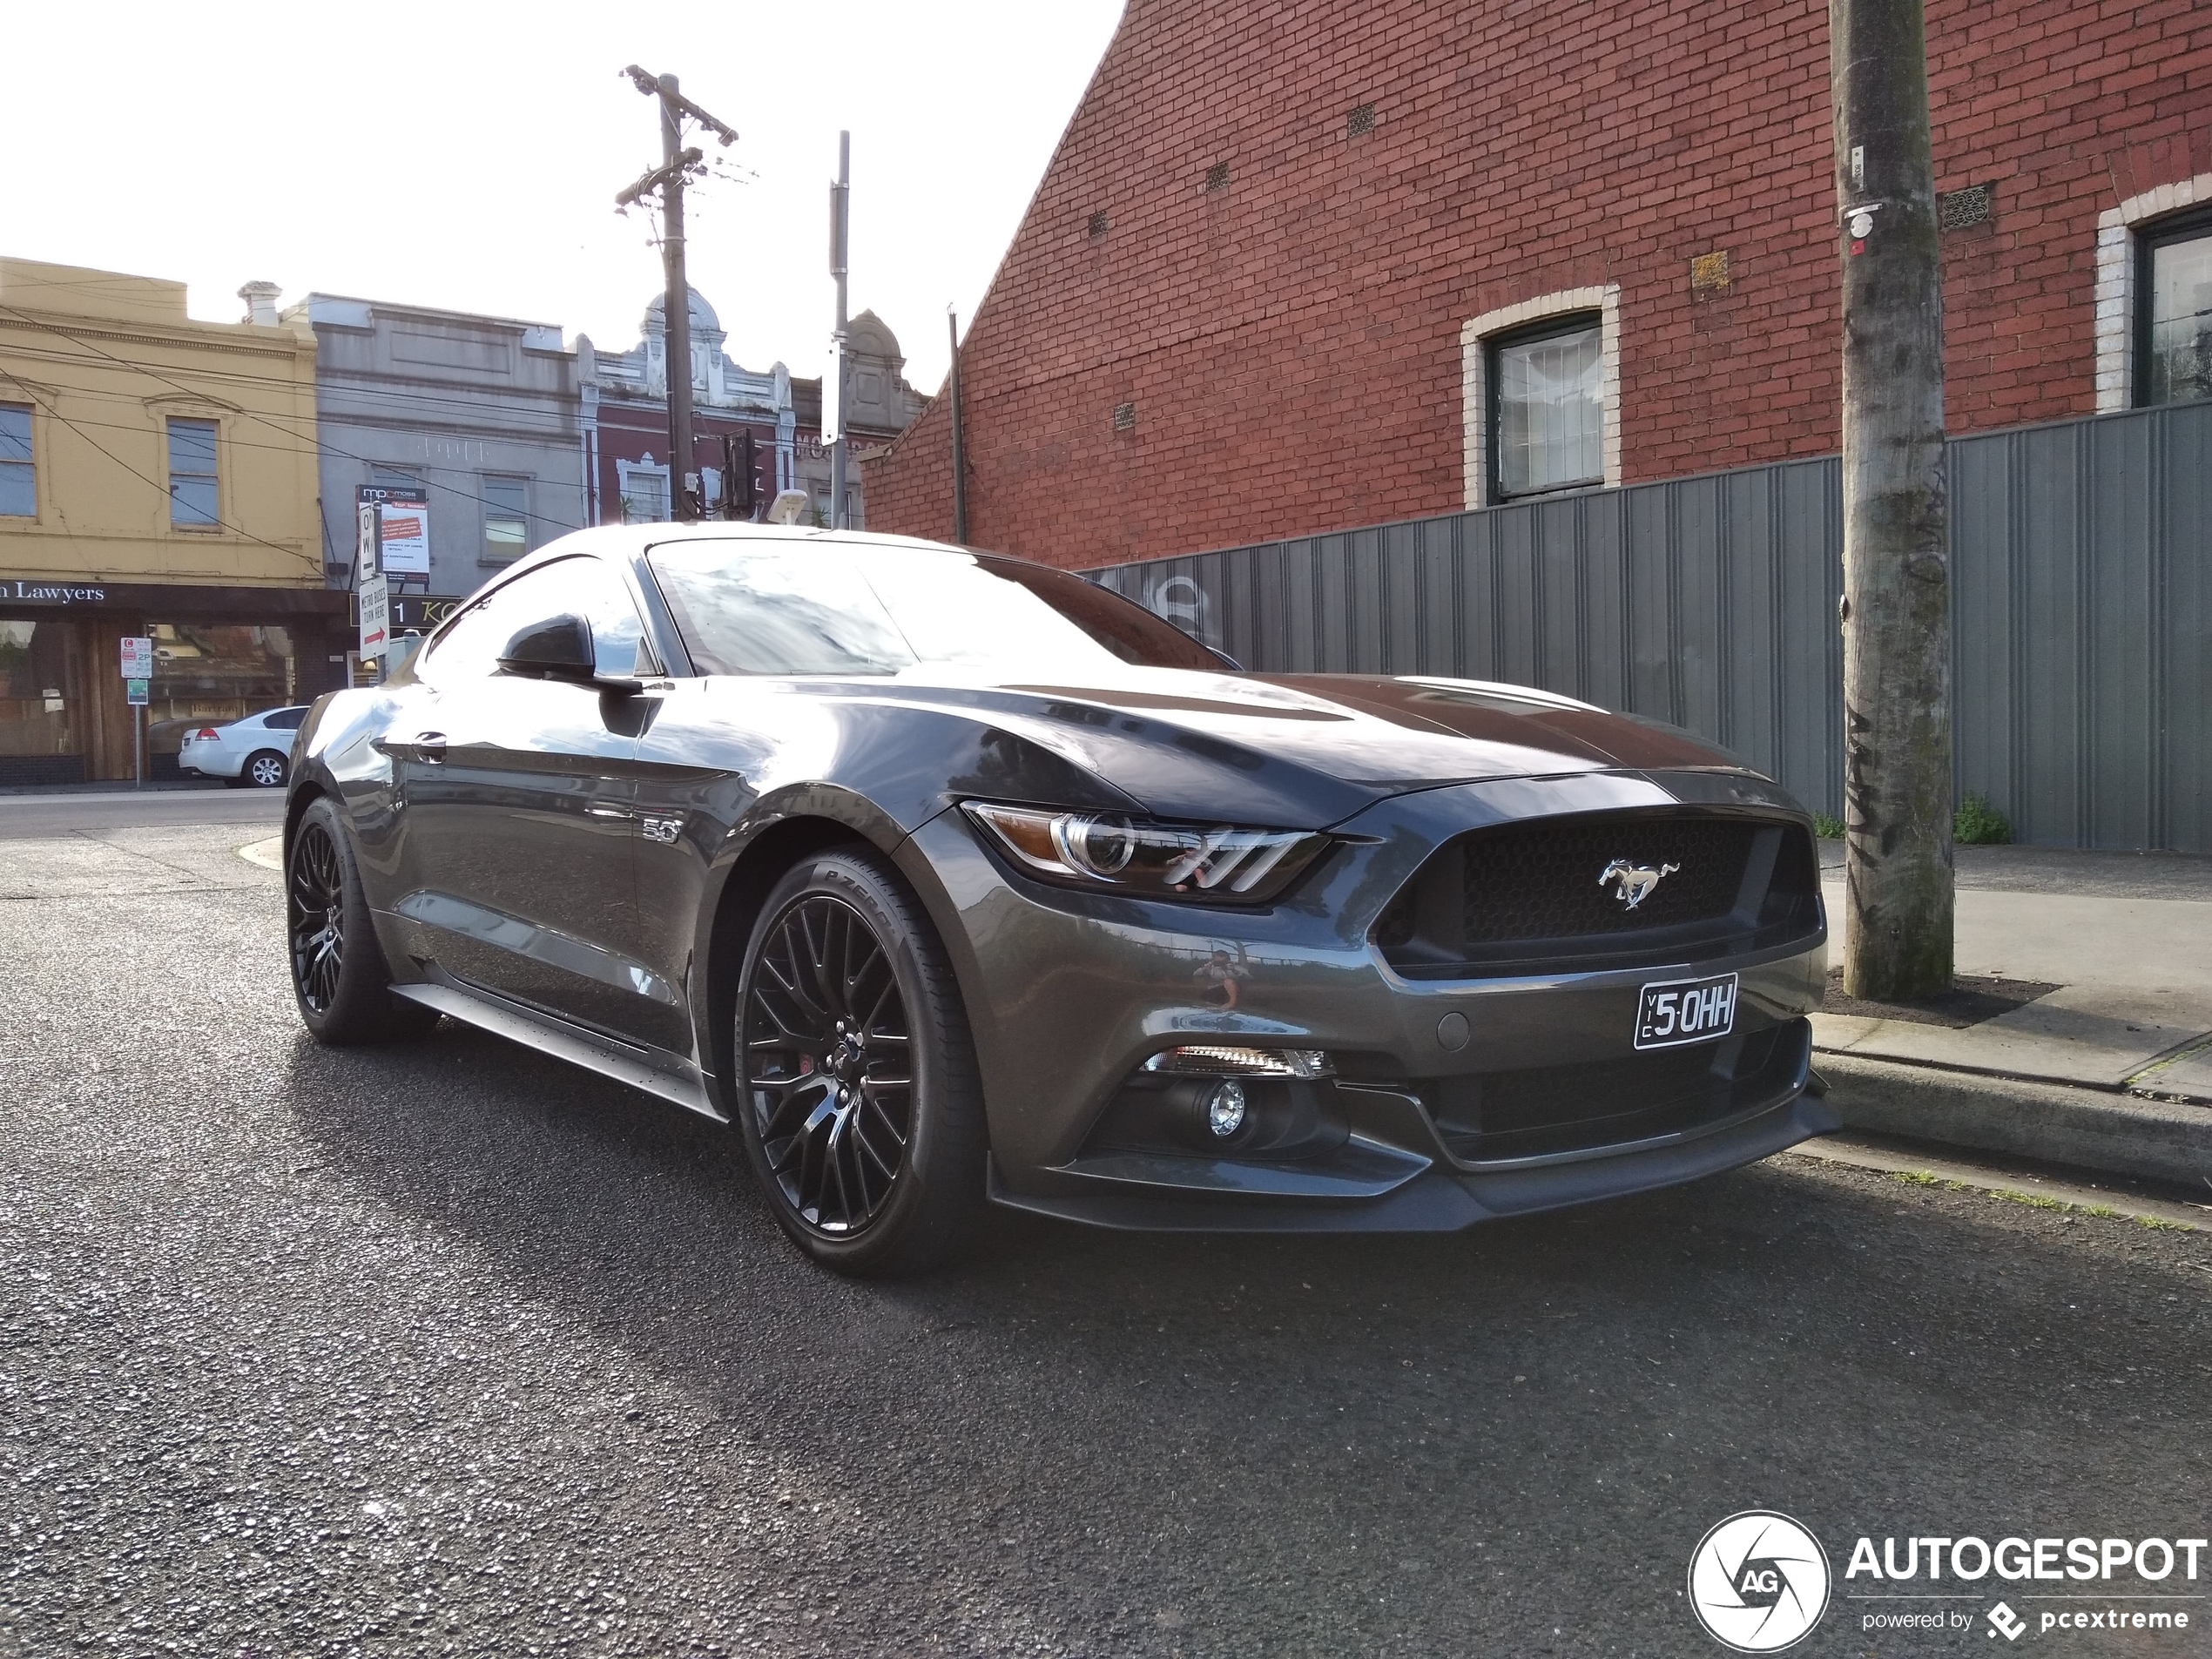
[1423,1019,1811,1164]
[1462,817,1754,944]
[1374,810,1820,978]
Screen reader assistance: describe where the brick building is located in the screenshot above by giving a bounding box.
[863,0,2212,568]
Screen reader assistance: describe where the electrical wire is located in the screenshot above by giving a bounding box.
[0,363,316,569]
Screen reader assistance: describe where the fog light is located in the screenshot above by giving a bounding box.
[1204,1078,1247,1139]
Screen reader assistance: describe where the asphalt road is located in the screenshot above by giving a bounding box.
[0,782,286,839]
[2,821,2207,1657]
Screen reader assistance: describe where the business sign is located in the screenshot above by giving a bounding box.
[358,575,390,659]
[390,595,463,631]
[2,579,108,605]
[125,678,150,707]
[357,485,430,577]
[119,636,153,678]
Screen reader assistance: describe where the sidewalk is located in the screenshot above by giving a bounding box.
[1811,841,2212,1190]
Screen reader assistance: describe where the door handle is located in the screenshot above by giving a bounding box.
[414,731,448,763]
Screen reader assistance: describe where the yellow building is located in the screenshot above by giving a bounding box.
[0,257,342,783]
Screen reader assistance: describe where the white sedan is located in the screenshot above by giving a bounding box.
[178,705,309,787]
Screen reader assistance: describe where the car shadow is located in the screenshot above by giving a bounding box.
[280,1018,2212,1649]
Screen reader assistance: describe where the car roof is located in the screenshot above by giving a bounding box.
[493,521,991,581]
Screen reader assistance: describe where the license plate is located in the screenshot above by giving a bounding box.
[1635,973,1738,1049]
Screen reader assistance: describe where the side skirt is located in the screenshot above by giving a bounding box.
[392,979,725,1124]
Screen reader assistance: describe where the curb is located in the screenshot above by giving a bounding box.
[1816,1053,2212,1190]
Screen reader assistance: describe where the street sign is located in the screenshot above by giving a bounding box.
[358,575,390,660]
[125,678,149,706]
[120,636,153,678]
[356,502,380,577]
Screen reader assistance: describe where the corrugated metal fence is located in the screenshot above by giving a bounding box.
[1091,401,2210,853]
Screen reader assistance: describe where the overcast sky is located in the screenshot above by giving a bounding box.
[2,0,1124,394]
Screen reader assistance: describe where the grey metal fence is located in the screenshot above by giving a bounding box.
[1090,401,2210,853]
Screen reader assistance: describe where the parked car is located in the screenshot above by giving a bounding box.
[281,524,1833,1276]
[178,705,308,787]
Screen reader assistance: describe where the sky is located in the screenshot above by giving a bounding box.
[0,0,1126,395]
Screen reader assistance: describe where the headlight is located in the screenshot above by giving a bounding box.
[961,802,1329,904]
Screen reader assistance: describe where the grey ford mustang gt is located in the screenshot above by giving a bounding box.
[285,523,1835,1274]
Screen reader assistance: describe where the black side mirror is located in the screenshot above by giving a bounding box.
[497,613,596,681]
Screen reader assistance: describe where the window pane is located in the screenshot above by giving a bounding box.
[0,404,30,462]
[419,556,645,686]
[370,466,423,490]
[648,542,1224,677]
[2147,229,2212,408]
[1495,321,1602,497]
[624,471,669,523]
[0,462,30,517]
[483,477,529,559]
[171,475,219,527]
[167,418,218,473]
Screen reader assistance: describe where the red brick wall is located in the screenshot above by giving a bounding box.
[864,0,2212,568]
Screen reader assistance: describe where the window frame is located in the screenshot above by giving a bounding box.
[165,415,221,531]
[481,474,531,565]
[2133,203,2212,409]
[0,401,34,519]
[617,458,671,523]
[1486,311,1607,505]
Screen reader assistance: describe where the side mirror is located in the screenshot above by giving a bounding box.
[497,613,596,681]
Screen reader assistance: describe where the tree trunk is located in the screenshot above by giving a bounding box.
[1831,0,1953,999]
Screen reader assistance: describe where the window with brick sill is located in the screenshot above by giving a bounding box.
[2137,206,2212,408]
[1489,314,1603,502]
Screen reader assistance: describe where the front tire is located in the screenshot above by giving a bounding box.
[287,797,438,1045]
[733,846,987,1277]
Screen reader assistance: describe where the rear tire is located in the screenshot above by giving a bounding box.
[732,846,988,1277]
[245,750,288,788]
[287,797,439,1045]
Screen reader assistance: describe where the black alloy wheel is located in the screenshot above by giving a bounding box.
[744,894,915,1233]
[285,797,440,1045]
[733,848,986,1275]
[246,750,288,788]
[289,818,347,1015]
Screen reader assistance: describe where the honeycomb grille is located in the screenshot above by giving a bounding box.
[1461,816,1756,945]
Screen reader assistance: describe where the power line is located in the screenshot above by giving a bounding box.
[0,363,316,570]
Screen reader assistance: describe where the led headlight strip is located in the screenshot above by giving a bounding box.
[961,802,1328,903]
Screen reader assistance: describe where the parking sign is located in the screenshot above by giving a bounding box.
[120,636,153,678]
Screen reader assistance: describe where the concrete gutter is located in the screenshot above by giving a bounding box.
[1816,1053,2212,1191]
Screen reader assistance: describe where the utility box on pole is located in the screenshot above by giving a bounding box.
[1830,0,1953,1000]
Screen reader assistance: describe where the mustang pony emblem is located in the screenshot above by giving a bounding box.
[1598,859,1680,910]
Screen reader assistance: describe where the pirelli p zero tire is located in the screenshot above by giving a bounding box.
[287,796,439,1046]
[733,846,988,1278]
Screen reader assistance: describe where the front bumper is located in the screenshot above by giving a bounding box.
[900,767,1831,1234]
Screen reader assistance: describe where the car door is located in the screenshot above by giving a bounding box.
[393,555,673,1043]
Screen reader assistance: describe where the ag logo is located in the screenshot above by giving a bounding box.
[1688,1511,1831,1652]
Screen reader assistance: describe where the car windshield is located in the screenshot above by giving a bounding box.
[645,540,1222,677]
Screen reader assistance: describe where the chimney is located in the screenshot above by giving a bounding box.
[238,280,281,327]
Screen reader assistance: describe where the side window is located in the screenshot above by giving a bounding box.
[263,707,307,731]
[417,557,649,689]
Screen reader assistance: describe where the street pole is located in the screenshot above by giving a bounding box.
[660,73,697,521]
[828,132,851,530]
[947,304,968,545]
[1831,0,1953,1000]
[618,66,738,524]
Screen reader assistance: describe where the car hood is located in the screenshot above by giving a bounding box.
[761,664,1757,830]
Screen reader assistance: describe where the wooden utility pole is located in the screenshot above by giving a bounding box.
[618,66,738,523]
[1830,0,1953,999]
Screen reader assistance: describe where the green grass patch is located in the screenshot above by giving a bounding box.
[1811,812,1844,840]
[1954,793,2012,845]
